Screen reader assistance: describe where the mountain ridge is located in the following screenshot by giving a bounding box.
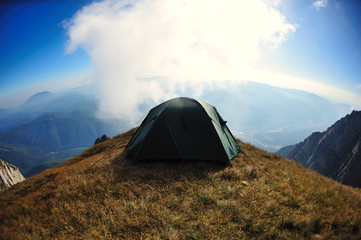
[0,114,118,151]
[20,91,53,109]
[277,110,361,187]
[0,87,125,176]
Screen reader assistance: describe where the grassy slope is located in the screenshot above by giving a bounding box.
[1,129,361,239]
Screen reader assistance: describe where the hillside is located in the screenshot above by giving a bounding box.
[1,129,361,239]
[277,110,361,188]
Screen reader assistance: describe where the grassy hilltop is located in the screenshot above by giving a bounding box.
[1,129,361,239]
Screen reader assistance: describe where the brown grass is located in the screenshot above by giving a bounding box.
[1,128,361,239]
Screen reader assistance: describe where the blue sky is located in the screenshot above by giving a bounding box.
[0,0,91,99]
[1,0,361,109]
[262,0,361,91]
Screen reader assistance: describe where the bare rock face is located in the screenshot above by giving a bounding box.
[278,111,361,188]
[0,159,25,191]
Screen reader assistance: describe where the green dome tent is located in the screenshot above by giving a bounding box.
[125,97,241,163]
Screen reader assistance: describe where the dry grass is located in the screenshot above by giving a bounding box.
[1,128,361,239]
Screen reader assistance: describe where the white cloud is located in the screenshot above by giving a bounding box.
[65,0,296,123]
[312,0,328,10]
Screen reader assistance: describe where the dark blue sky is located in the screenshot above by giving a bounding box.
[0,0,91,95]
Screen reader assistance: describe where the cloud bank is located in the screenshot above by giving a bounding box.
[66,0,295,123]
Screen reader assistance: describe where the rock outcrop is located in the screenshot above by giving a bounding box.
[277,110,361,187]
[0,159,25,191]
[94,134,111,145]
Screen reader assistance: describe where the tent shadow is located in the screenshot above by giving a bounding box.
[110,152,228,183]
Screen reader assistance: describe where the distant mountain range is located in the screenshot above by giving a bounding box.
[277,110,361,188]
[0,86,126,177]
[0,82,352,177]
[1,113,116,150]
[200,82,350,151]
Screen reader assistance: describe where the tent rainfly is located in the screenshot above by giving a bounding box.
[125,97,241,163]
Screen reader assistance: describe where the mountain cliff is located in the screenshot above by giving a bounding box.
[277,110,361,187]
[1,129,361,239]
[0,159,25,191]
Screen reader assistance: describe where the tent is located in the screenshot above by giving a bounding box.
[125,97,241,163]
